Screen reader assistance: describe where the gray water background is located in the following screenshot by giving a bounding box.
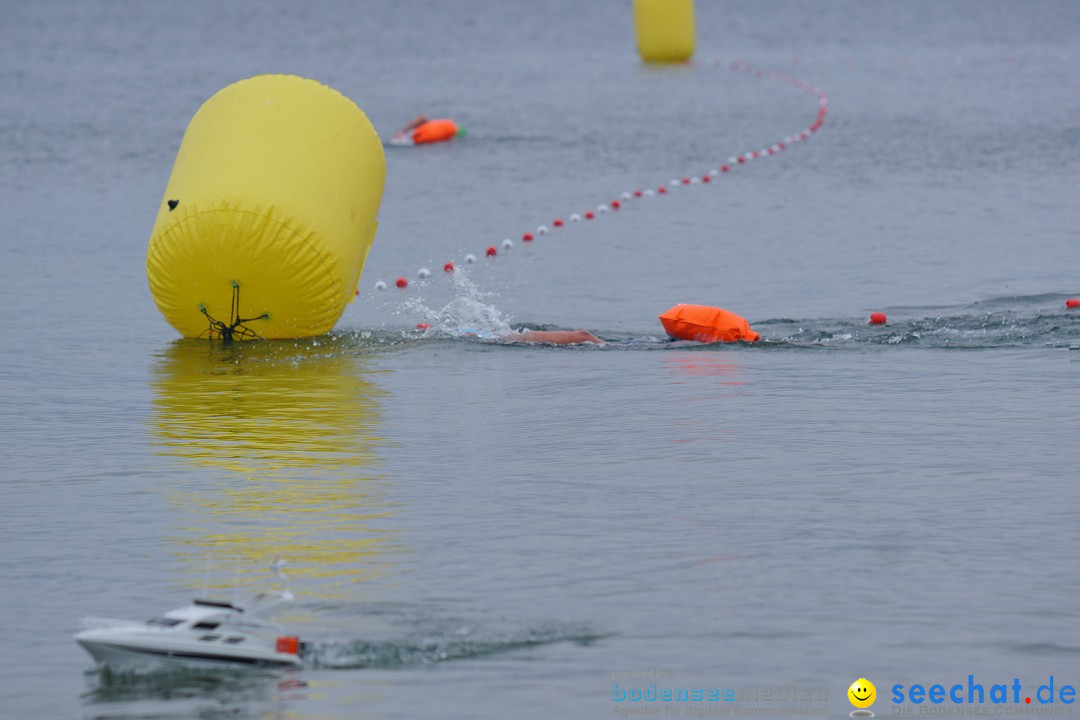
[2,1,1079,718]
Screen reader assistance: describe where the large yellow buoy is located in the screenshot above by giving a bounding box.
[147,75,385,340]
[634,0,696,63]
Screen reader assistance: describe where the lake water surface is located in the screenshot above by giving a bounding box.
[2,1,1079,718]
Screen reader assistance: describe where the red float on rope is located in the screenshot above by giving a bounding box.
[486,246,497,257]
[443,262,455,273]
[395,277,408,289]
[522,232,534,241]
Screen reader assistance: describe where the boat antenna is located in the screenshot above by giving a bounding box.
[271,555,287,588]
[202,552,212,596]
[233,555,240,606]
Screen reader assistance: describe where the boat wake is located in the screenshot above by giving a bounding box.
[304,621,603,669]
[756,294,1080,350]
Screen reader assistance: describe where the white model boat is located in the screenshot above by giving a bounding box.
[75,561,302,669]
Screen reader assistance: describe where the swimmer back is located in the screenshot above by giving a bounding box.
[412,119,458,144]
[659,304,760,343]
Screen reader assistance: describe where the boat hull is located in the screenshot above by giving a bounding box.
[76,631,301,670]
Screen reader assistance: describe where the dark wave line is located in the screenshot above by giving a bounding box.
[307,624,604,670]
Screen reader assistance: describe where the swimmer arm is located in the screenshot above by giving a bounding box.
[391,115,430,143]
[513,330,604,345]
[400,115,428,133]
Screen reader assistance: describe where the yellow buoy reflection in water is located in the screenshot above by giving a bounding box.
[150,338,396,596]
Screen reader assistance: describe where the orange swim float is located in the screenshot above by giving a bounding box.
[412,118,459,144]
[659,304,760,343]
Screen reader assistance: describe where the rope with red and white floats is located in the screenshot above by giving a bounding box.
[369,59,828,293]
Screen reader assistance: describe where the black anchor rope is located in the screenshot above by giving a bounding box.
[198,281,268,342]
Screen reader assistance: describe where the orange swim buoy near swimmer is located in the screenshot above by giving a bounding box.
[412,118,461,144]
[659,304,760,343]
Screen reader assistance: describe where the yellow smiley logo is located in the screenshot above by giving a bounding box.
[848,678,877,709]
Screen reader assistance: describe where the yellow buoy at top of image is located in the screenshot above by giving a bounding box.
[633,0,695,63]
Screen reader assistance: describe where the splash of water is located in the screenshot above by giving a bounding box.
[401,269,514,340]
